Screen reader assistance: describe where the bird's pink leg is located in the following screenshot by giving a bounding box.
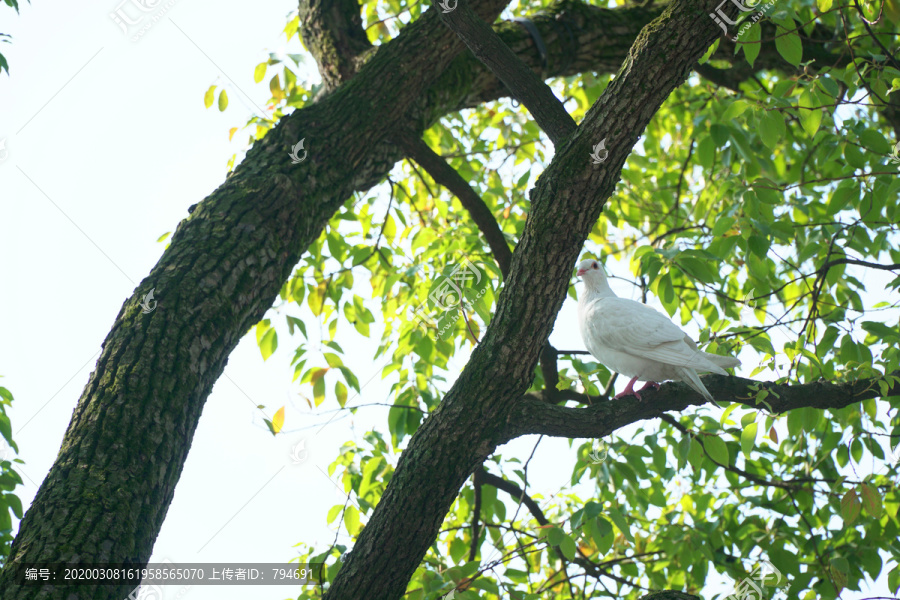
[614,376,640,399]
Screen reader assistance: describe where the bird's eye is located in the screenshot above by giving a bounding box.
[592,262,598,269]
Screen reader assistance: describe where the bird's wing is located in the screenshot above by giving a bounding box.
[582,297,715,370]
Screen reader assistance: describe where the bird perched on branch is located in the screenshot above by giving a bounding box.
[576,257,740,406]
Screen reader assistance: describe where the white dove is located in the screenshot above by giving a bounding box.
[576,258,739,405]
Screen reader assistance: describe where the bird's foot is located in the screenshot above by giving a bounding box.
[614,376,642,400]
[614,379,659,401]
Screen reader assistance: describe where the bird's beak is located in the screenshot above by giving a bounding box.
[576,268,587,276]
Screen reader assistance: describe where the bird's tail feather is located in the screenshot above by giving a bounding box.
[676,367,721,407]
[696,352,741,375]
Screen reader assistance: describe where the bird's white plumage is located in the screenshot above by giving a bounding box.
[576,258,739,403]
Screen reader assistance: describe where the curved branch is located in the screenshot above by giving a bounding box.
[395,133,513,276]
[480,470,550,526]
[436,0,576,145]
[820,259,900,272]
[660,414,800,491]
[505,373,900,441]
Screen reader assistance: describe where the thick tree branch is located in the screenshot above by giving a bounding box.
[395,132,514,276]
[539,342,560,396]
[505,374,900,441]
[299,0,373,90]
[637,593,701,600]
[820,259,900,272]
[437,0,577,145]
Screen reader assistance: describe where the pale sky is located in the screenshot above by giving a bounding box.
[0,1,894,599]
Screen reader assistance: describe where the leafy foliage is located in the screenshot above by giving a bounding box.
[0,0,30,76]
[0,380,23,567]
[211,0,900,597]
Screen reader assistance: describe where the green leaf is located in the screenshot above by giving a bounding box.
[324,353,344,368]
[271,406,285,434]
[677,256,717,284]
[313,375,326,407]
[590,517,614,555]
[687,436,705,470]
[741,422,758,457]
[699,38,719,65]
[657,273,677,316]
[841,489,861,525]
[344,505,361,535]
[217,89,229,112]
[269,73,281,97]
[722,100,751,121]
[742,23,761,67]
[607,506,633,542]
[859,483,883,518]
[697,136,716,170]
[704,435,729,466]
[775,24,803,66]
[259,328,277,361]
[798,90,822,136]
[335,380,348,408]
[326,504,343,524]
[286,315,307,339]
[827,181,857,214]
[253,62,267,83]
[338,366,360,392]
[547,526,566,546]
[677,434,692,470]
[204,85,216,109]
[711,217,736,237]
[559,534,577,561]
[308,281,326,316]
[5,493,23,519]
[759,110,786,150]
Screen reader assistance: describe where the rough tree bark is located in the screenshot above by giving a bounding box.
[1,0,896,599]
